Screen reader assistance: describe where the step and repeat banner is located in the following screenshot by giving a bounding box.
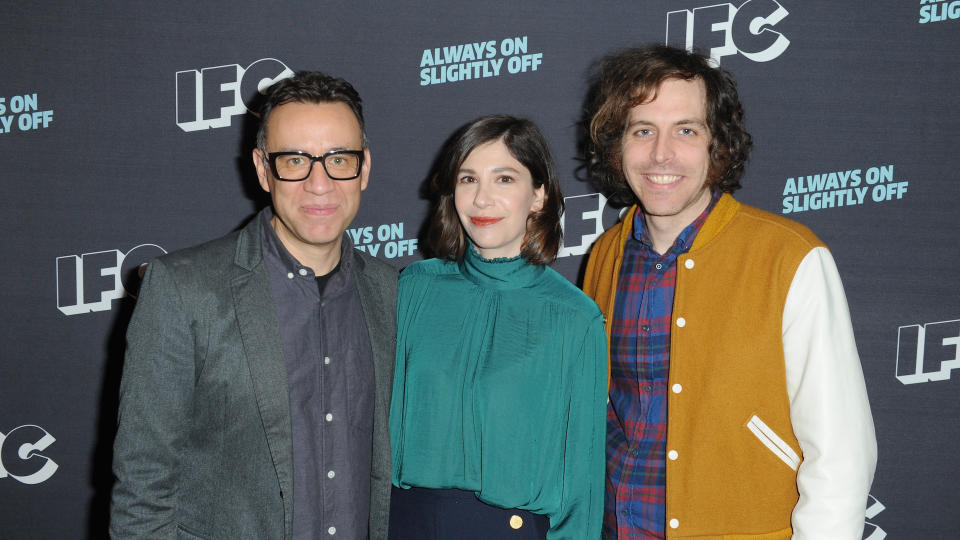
[1,1,958,538]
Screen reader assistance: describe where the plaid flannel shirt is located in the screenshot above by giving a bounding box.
[604,193,718,539]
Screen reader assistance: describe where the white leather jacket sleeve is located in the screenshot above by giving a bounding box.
[782,247,878,539]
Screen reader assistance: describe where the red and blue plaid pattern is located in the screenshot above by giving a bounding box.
[604,193,717,539]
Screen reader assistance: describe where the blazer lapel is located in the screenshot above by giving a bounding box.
[230,214,294,536]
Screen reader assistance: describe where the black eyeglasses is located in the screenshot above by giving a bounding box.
[264,150,364,181]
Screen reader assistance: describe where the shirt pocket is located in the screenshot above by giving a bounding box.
[744,414,800,471]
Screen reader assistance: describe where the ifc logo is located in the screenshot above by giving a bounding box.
[666,0,790,65]
[896,318,960,385]
[56,244,167,316]
[175,58,294,132]
[0,425,58,485]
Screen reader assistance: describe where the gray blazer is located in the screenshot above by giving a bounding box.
[110,212,397,540]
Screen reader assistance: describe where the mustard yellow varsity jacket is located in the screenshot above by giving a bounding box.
[583,194,876,539]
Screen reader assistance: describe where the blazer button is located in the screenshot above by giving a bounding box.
[509,515,523,529]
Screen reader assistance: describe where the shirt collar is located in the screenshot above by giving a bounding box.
[631,189,721,255]
[259,207,354,283]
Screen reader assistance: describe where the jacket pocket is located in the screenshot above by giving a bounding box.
[745,415,800,471]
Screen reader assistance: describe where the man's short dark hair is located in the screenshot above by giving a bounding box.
[427,114,564,265]
[256,71,367,151]
[588,45,753,206]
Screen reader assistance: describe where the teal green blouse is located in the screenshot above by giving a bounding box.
[390,247,607,539]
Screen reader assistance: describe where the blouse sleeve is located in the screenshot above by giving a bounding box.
[389,272,416,487]
[548,313,608,539]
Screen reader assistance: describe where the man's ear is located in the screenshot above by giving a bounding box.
[253,148,271,193]
[359,147,371,191]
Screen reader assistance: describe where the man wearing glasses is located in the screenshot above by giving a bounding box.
[111,72,396,540]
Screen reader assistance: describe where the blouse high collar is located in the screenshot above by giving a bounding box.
[459,244,545,290]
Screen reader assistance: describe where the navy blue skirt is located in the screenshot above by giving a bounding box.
[388,486,549,539]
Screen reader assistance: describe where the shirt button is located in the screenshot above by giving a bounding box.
[684,259,694,269]
[668,450,679,460]
[640,324,650,332]
[286,272,294,279]
[655,263,663,270]
[327,470,335,479]
[676,317,686,328]
[324,356,331,365]
[644,385,653,392]
[672,383,683,394]
[325,413,333,422]
[669,518,679,529]
[298,268,308,276]
[328,526,336,535]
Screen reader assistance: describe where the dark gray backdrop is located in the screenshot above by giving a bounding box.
[1,1,958,538]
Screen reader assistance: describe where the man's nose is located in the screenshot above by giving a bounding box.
[304,161,335,194]
[652,134,674,164]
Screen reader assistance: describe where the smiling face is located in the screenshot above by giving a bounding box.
[253,101,369,270]
[620,77,713,245]
[453,140,545,260]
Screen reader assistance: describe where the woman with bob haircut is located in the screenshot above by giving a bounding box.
[389,114,607,539]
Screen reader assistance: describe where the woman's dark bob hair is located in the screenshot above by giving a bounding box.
[427,114,564,265]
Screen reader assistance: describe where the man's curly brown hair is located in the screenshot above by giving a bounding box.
[588,45,753,206]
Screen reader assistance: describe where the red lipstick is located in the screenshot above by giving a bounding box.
[470,217,502,226]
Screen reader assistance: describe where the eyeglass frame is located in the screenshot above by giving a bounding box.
[261,149,365,181]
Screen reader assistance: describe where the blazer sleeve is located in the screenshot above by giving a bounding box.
[783,247,877,539]
[110,259,196,539]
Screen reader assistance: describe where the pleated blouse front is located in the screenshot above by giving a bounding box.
[390,247,608,539]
